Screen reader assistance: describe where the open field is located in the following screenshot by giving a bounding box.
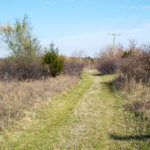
[0,1,150,149]
[0,75,79,131]
[0,70,149,150]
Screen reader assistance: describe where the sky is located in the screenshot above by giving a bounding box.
[0,0,150,57]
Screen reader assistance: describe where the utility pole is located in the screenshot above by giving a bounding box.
[89,59,91,69]
[108,33,120,53]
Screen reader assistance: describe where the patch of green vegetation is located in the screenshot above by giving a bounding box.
[1,71,149,150]
[0,72,93,150]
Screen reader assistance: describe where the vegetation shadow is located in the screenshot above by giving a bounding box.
[92,73,114,92]
[92,73,105,77]
[101,81,114,92]
[109,134,150,141]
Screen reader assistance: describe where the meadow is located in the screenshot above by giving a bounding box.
[0,16,149,150]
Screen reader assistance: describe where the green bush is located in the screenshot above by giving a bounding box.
[42,43,64,77]
[122,50,132,58]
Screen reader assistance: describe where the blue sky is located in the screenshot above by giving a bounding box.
[0,0,150,57]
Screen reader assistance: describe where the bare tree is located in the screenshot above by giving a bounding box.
[71,50,86,58]
[129,39,137,51]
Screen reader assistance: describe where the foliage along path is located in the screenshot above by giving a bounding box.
[1,70,141,150]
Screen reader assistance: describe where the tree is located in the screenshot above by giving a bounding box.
[0,15,41,58]
[71,50,86,58]
[42,43,64,77]
[129,39,137,51]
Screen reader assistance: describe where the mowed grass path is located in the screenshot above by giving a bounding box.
[1,70,139,149]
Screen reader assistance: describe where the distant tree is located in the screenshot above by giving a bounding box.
[129,39,137,51]
[71,50,86,58]
[0,15,41,58]
[42,43,64,77]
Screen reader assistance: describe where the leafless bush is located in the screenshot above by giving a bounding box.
[96,47,123,74]
[63,58,84,76]
[96,58,118,74]
[0,56,85,80]
[118,50,150,83]
[0,57,48,80]
[0,75,79,130]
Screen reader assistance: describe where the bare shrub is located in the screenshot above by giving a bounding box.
[0,57,48,80]
[63,58,84,76]
[96,47,123,74]
[96,58,117,74]
[118,50,150,83]
[0,75,79,130]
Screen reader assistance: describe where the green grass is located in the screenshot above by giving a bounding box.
[0,71,149,150]
[0,72,93,150]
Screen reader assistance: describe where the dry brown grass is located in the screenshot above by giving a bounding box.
[114,78,150,148]
[114,78,150,120]
[125,81,150,120]
[0,75,79,130]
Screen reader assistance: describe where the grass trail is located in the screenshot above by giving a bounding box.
[0,70,145,149]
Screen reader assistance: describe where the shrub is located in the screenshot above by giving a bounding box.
[96,58,117,74]
[42,43,64,77]
[96,47,123,74]
[0,57,48,80]
[122,50,132,58]
[63,58,84,76]
[118,50,150,83]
